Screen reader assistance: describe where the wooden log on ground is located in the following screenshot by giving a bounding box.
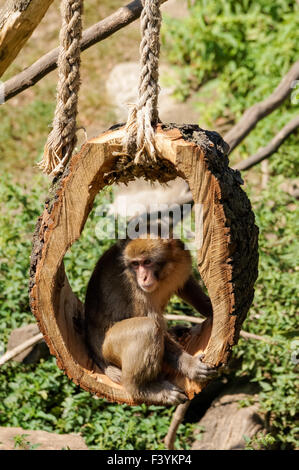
[29,124,258,405]
[0,426,88,450]
[0,0,54,77]
[192,385,265,450]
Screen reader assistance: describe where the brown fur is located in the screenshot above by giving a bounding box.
[85,238,216,405]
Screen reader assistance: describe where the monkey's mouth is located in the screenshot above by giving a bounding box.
[141,283,158,293]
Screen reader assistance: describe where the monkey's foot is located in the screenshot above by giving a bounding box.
[105,365,122,384]
[139,380,188,406]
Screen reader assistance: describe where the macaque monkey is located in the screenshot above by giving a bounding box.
[85,237,216,405]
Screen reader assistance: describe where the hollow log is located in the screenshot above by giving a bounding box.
[29,124,258,404]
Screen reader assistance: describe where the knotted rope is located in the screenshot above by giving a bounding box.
[39,0,161,175]
[123,0,162,164]
[38,0,83,176]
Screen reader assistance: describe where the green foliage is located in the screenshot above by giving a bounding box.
[13,433,41,450]
[162,0,299,175]
[0,174,47,344]
[0,356,193,450]
[232,179,299,448]
[244,432,276,450]
[0,99,55,173]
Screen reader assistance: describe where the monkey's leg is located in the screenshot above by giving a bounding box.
[102,317,187,405]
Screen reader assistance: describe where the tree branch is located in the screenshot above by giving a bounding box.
[164,314,277,344]
[233,115,299,171]
[2,0,167,103]
[224,61,299,153]
[165,314,204,324]
[0,333,43,366]
[164,401,191,450]
[0,0,55,78]
[0,313,276,367]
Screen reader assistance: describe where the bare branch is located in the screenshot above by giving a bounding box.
[224,61,299,152]
[0,333,43,366]
[239,330,277,344]
[2,0,167,103]
[164,401,191,450]
[233,115,299,171]
[0,0,54,78]
[165,314,277,344]
[165,313,204,324]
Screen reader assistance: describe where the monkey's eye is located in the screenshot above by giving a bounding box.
[131,261,139,268]
[143,259,152,266]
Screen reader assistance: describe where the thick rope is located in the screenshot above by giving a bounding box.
[38,0,83,177]
[123,0,162,164]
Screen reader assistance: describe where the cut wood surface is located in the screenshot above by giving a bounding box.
[0,0,54,77]
[29,124,258,405]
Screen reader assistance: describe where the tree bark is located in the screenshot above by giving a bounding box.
[2,0,167,102]
[224,61,299,153]
[0,0,54,78]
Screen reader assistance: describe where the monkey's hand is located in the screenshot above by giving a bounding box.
[188,354,218,383]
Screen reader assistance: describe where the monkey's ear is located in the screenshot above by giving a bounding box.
[163,238,185,250]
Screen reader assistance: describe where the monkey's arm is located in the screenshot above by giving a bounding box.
[163,332,217,382]
[177,276,213,318]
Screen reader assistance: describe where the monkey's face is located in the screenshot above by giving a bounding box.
[123,238,171,293]
[130,257,159,292]
[123,238,191,294]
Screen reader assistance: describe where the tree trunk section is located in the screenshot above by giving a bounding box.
[29,124,259,405]
[0,0,54,77]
